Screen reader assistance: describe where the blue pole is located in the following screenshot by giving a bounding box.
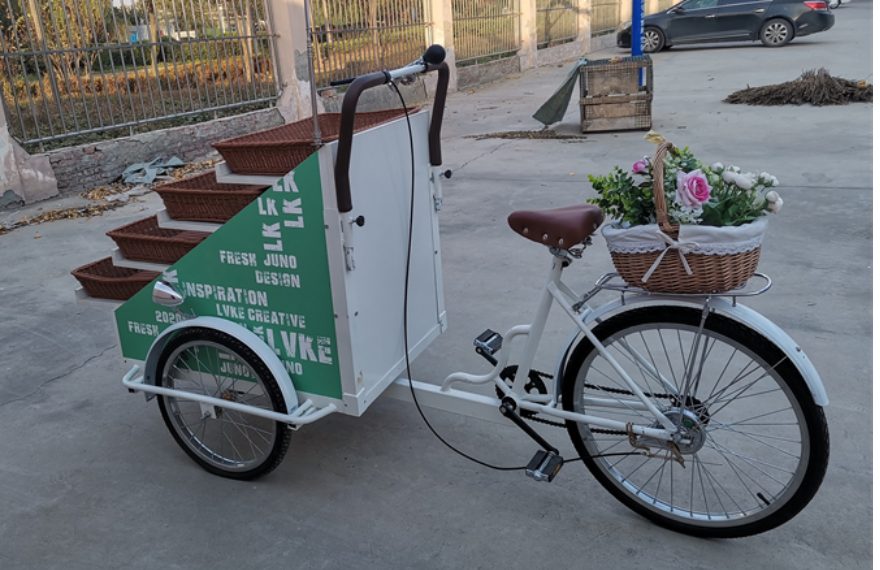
[632,0,644,56]
[631,0,645,84]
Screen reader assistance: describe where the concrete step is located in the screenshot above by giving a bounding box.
[155,209,221,233]
[214,161,280,187]
[110,249,170,273]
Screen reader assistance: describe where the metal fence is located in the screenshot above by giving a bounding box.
[0,0,278,149]
[452,0,520,67]
[590,0,621,36]
[536,0,578,49]
[309,0,431,88]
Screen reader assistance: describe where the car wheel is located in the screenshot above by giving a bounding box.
[642,27,665,53]
[760,19,794,47]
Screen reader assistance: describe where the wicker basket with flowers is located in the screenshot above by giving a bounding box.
[588,132,783,293]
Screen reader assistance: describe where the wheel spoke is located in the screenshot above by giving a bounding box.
[708,406,797,428]
[704,436,794,484]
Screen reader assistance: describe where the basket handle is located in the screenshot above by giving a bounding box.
[651,142,675,233]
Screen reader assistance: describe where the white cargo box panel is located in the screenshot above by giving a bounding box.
[113,111,444,417]
[320,111,446,416]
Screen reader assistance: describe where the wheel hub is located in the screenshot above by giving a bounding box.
[765,24,787,44]
[663,408,706,454]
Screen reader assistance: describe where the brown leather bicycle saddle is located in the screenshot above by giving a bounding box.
[507,205,604,249]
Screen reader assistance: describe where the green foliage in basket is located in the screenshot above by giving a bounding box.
[588,133,783,228]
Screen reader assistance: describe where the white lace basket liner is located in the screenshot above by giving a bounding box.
[598,142,768,293]
[601,218,767,292]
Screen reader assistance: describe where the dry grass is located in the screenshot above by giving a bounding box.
[468,129,587,140]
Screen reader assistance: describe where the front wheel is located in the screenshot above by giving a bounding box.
[642,27,666,53]
[760,19,794,47]
[560,307,829,538]
[155,327,292,480]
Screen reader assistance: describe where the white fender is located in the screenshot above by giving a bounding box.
[142,316,299,414]
[557,295,828,406]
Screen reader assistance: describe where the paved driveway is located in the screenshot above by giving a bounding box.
[0,2,871,568]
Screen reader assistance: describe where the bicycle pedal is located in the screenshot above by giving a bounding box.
[525,450,564,483]
[474,329,503,356]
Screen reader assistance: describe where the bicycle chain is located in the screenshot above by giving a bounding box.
[513,370,682,435]
[525,369,569,429]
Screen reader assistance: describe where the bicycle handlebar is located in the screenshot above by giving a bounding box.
[334,45,449,214]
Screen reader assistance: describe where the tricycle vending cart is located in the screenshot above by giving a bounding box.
[76,44,832,538]
[104,51,451,479]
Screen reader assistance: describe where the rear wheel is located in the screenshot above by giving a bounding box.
[156,328,292,480]
[760,19,794,47]
[560,307,829,538]
[642,27,666,53]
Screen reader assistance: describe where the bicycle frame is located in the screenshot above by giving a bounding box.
[434,242,829,442]
[442,251,679,442]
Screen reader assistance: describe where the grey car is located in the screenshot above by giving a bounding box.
[617,0,835,52]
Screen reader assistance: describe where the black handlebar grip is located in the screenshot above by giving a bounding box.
[334,71,389,214]
[334,56,449,214]
[423,44,446,65]
[425,62,449,167]
[329,76,356,87]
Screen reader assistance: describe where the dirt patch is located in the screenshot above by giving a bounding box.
[467,130,588,141]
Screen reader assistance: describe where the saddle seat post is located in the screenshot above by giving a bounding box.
[509,253,568,395]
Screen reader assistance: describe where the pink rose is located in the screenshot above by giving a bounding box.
[632,159,649,174]
[676,170,711,207]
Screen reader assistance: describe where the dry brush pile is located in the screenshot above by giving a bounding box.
[725,68,872,106]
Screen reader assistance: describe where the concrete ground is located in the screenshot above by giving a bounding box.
[0,2,871,568]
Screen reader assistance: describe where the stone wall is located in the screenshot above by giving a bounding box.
[45,108,284,195]
[456,56,522,89]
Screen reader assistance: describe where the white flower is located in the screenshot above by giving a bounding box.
[766,190,783,214]
[723,170,754,190]
[758,172,779,187]
[711,162,724,172]
[733,173,756,190]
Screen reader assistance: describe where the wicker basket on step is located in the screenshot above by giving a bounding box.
[107,215,208,264]
[72,257,160,300]
[213,108,415,175]
[154,171,267,223]
[604,143,764,294]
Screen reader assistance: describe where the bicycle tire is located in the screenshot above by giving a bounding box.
[155,327,292,480]
[560,306,829,538]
